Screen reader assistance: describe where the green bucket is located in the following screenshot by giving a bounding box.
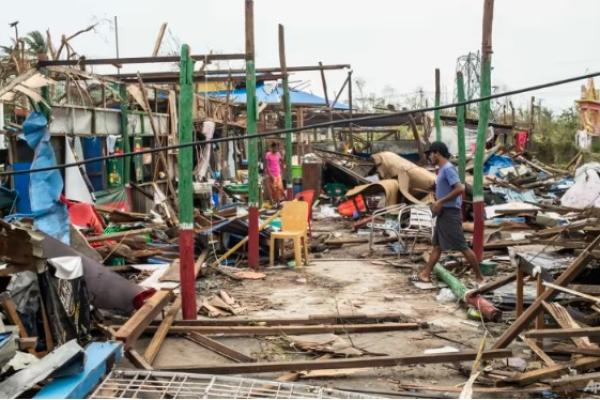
[479,260,498,276]
[291,165,302,180]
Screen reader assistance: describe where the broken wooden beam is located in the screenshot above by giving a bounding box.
[126,349,154,370]
[521,337,556,367]
[502,356,600,386]
[143,296,181,365]
[164,312,412,327]
[185,333,256,362]
[130,322,424,336]
[492,234,600,349]
[469,272,517,296]
[160,349,512,374]
[114,289,172,349]
[525,327,600,339]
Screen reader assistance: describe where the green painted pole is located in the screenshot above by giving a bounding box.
[119,84,131,187]
[473,0,494,261]
[434,68,442,142]
[278,24,293,200]
[178,44,197,319]
[246,0,260,268]
[456,72,466,184]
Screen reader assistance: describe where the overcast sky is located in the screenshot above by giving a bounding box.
[2,0,600,113]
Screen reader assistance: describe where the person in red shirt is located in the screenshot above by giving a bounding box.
[264,142,285,207]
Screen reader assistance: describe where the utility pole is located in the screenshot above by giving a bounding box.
[434,68,442,142]
[114,16,120,75]
[278,24,293,200]
[245,0,260,269]
[178,44,197,320]
[472,0,494,262]
[348,69,354,150]
[528,95,536,150]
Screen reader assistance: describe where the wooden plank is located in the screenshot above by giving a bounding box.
[504,357,600,386]
[470,272,517,296]
[525,327,600,339]
[0,292,37,355]
[521,337,556,367]
[127,322,422,336]
[543,281,600,304]
[550,370,600,392]
[492,234,600,349]
[126,349,154,370]
[543,301,598,349]
[114,290,172,350]
[143,296,181,365]
[549,344,600,357]
[87,227,153,243]
[165,312,411,327]
[160,349,512,374]
[185,333,256,362]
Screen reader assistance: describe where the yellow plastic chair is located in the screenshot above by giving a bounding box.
[269,201,309,267]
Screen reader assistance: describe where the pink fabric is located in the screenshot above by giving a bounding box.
[265,151,282,177]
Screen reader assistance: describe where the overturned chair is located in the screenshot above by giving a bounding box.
[369,204,433,256]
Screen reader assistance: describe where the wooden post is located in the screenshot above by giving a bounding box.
[348,70,354,150]
[278,24,293,201]
[246,0,260,269]
[472,0,494,262]
[434,68,442,142]
[119,84,131,188]
[516,264,524,317]
[178,44,197,320]
[528,95,536,151]
[456,71,466,184]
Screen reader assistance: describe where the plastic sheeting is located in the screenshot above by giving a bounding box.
[489,185,537,203]
[483,154,514,176]
[23,112,70,244]
[561,163,600,209]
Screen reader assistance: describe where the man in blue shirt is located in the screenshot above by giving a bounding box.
[417,141,484,284]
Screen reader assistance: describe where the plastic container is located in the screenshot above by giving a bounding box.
[480,260,498,276]
[291,165,302,179]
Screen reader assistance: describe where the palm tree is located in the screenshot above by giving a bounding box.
[23,30,48,60]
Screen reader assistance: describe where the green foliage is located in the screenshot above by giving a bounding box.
[23,31,47,55]
[532,106,580,165]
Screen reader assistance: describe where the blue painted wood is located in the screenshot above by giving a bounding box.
[81,137,106,191]
[35,341,123,399]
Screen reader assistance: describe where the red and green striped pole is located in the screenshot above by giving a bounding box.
[473,0,494,261]
[246,0,260,268]
[434,68,442,142]
[178,44,197,319]
[279,24,293,200]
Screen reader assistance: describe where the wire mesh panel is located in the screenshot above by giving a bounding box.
[90,369,375,399]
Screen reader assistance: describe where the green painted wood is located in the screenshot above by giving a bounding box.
[473,60,491,200]
[456,72,466,184]
[246,60,258,206]
[119,84,131,186]
[178,44,194,226]
[434,68,442,142]
[282,75,292,189]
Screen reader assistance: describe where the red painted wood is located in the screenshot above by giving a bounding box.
[179,229,197,320]
[247,206,259,269]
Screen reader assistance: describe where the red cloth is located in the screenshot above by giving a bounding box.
[64,198,105,235]
[514,130,528,153]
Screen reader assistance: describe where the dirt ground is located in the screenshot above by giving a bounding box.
[126,218,529,398]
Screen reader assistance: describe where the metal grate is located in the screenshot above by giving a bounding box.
[89,369,375,399]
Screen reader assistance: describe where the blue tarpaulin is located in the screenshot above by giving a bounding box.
[21,112,70,244]
[206,83,349,109]
[484,154,514,176]
[490,185,538,203]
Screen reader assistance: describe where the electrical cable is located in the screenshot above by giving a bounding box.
[2,69,600,177]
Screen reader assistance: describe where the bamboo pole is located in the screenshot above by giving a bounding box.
[456,72,467,184]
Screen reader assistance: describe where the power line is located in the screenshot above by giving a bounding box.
[2,68,599,177]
